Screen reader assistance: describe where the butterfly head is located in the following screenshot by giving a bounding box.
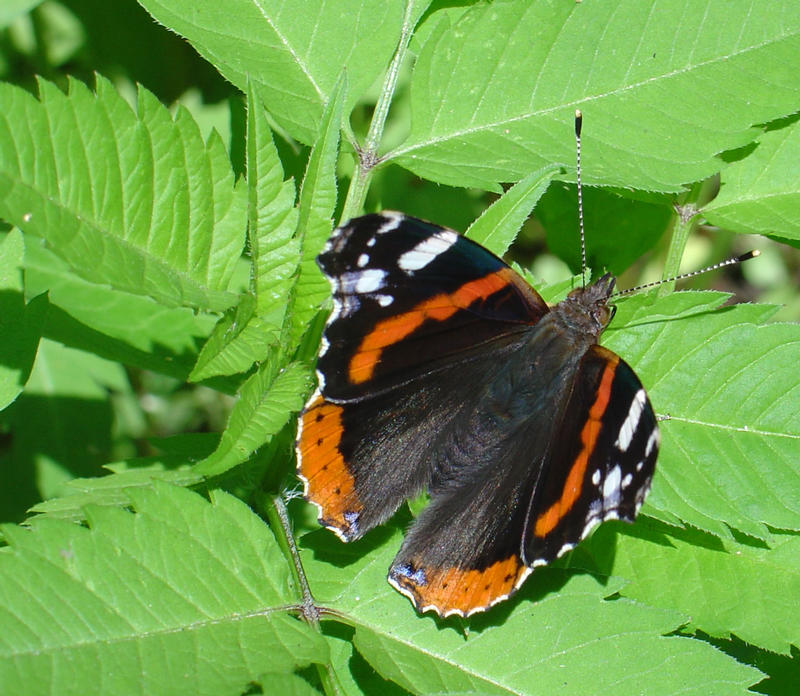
[562,273,617,337]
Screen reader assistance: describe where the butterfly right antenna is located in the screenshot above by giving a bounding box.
[574,110,587,288]
[612,250,760,297]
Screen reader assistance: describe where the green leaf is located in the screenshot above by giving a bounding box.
[392,0,800,191]
[0,483,327,696]
[27,463,199,522]
[197,360,312,477]
[190,294,281,381]
[23,236,217,382]
[0,229,46,410]
[586,523,800,656]
[0,1,43,28]
[254,673,322,696]
[1,339,128,516]
[300,528,761,695]
[605,291,800,540]
[465,164,558,256]
[286,75,345,350]
[246,81,301,319]
[190,83,304,382]
[538,184,671,275]
[0,77,245,311]
[137,0,405,144]
[704,119,800,240]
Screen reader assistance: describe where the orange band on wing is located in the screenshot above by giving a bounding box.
[348,268,518,384]
[390,555,527,617]
[533,355,619,537]
[297,394,362,537]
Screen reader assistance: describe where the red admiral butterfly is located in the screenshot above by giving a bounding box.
[296,208,660,617]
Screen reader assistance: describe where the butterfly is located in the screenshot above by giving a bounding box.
[295,210,659,617]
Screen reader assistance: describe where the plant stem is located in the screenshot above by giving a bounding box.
[263,492,318,622]
[262,492,345,695]
[340,1,417,221]
[660,182,700,295]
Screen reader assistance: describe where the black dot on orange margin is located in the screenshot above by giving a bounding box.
[297,394,363,538]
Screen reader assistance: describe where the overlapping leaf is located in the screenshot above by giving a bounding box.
[0,483,327,696]
[138,0,404,144]
[197,359,312,477]
[190,83,300,381]
[0,230,46,410]
[392,0,800,191]
[585,522,800,656]
[23,236,217,381]
[705,118,800,241]
[0,77,245,311]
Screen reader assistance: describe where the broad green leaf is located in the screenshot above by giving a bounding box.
[0,483,327,696]
[137,0,404,144]
[197,360,312,476]
[605,291,800,540]
[0,77,245,311]
[0,229,46,410]
[465,164,557,256]
[586,523,800,656]
[286,76,345,350]
[392,0,800,191]
[23,236,217,381]
[704,119,800,241]
[28,451,211,523]
[300,528,760,695]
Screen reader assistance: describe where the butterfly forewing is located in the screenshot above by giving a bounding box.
[316,212,548,401]
[522,345,659,566]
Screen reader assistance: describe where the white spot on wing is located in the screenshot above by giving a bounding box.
[645,428,659,457]
[616,389,646,451]
[337,295,361,317]
[603,465,622,508]
[339,269,386,295]
[375,294,393,307]
[357,253,370,267]
[376,212,403,234]
[355,269,386,293]
[398,230,458,273]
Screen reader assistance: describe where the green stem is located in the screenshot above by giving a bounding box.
[660,176,721,295]
[660,183,700,295]
[340,1,417,221]
[261,492,345,696]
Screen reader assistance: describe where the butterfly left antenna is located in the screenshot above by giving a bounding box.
[574,110,587,287]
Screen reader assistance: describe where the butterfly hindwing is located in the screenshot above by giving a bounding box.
[298,331,530,541]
